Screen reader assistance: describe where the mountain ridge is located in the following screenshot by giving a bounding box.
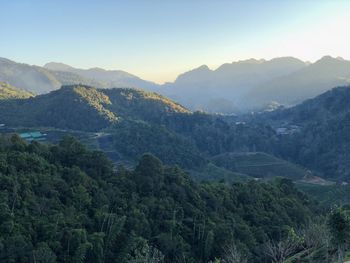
[2,56,350,114]
[0,57,160,95]
[0,84,189,131]
[44,62,160,91]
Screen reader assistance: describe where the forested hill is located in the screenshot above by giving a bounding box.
[265,85,350,124]
[0,135,315,262]
[0,85,189,131]
[0,82,33,100]
[251,85,350,180]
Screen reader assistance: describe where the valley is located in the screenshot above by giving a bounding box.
[3,1,350,261]
[1,75,350,262]
[1,82,349,187]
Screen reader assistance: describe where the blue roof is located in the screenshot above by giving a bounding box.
[19,133,32,138]
[19,131,46,140]
[30,132,43,138]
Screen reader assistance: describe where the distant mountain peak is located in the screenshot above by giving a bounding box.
[195,65,211,71]
[315,55,345,64]
[237,58,265,64]
[174,65,212,84]
[269,56,305,63]
[44,62,74,71]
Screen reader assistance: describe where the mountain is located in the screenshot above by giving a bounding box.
[162,57,307,113]
[44,62,160,91]
[0,85,189,131]
[3,56,350,113]
[0,82,33,99]
[163,56,350,113]
[0,57,61,94]
[247,56,350,108]
[0,57,160,95]
[0,57,107,94]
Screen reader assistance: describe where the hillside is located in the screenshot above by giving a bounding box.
[212,152,309,180]
[0,86,118,131]
[0,57,61,94]
[0,85,189,131]
[254,86,350,180]
[0,82,33,99]
[0,135,315,262]
[267,85,350,124]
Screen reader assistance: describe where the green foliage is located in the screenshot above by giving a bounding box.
[0,135,313,262]
[0,85,189,132]
[296,183,350,207]
[0,82,33,100]
[258,86,350,180]
[329,208,350,243]
[165,111,278,156]
[112,120,206,169]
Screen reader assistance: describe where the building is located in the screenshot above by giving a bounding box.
[19,131,46,142]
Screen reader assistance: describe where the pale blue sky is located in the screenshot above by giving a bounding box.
[1,0,349,83]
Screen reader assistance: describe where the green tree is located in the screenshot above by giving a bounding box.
[328,206,350,263]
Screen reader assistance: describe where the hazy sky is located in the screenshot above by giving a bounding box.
[1,0,350,83]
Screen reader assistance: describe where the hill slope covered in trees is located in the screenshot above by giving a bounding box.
[0,82,33,100]
[0,135,316,262]
[251,85,350,180]
[0,85,189,131]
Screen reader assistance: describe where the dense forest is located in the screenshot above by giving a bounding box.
[0,82,33,100]
[248,86,350,180]
[3,135,347,262]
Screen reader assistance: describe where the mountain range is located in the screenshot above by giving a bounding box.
[1,56,350,113]
[44,62,160,91]
[0,57,160,95]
